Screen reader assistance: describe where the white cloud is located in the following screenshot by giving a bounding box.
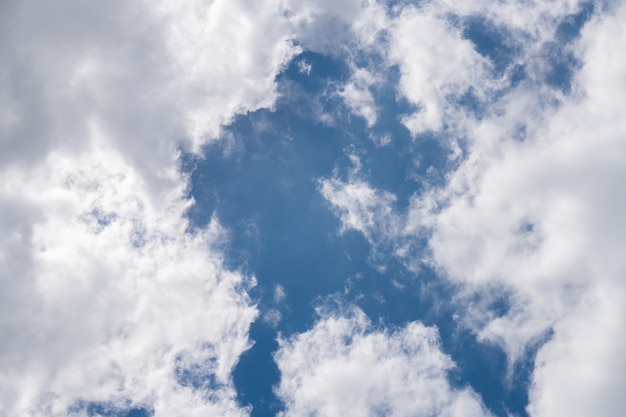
[0,149,258,416]
[282,0,363,22]
[274,304,492,417]
[317,2,626,416]
[274,284,287,304]
[263,309,283,328]
[436,0,581,40]
[296,59,312,75]
[528,280,626,417]
[318,174,399,246]
[294,0,492,136]
[389,6,491,135]
[524,5,626,416]
[339,67,379,127]
[419,0,626,369]
[262,285,288,328]
[328,0,591,139]
[0,0,299,194]
[150,0,299,151]
[4,0,625,416]
[0,0,304,415]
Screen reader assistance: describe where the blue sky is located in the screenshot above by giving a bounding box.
[1,1,625,417]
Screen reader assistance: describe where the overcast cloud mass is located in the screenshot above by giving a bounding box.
[1,1,625,416]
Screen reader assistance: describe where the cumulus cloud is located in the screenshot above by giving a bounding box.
[524,4,626,416]
[0,0,298,191]
[389,6,491,135]
[317,1,626,415]
[4,0,625,416]
[418,0,626,371]
[0,0,302,415]
[274,304,492,417]
[329,0,591,138]
[0,149,258,416]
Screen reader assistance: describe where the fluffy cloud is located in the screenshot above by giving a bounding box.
[4,0,625,416]
[318,1,626,416]
[524,4,626,416]
[329,0,589,135]
[0,148,258,416]
[0,0,298,189]
[389,6,491,135]
[274,304,492,417]
[421,0,626,375]
[0,0,301,415]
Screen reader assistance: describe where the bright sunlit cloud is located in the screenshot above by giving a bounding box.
[1,1,624,417]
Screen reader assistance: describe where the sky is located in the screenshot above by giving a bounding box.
[1,1,625,417]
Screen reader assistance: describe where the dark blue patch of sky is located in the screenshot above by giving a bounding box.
[462,16,524,78]
[69,401,152,417]
[543,3,594,94]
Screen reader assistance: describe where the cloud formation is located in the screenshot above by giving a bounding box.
[275,304,492,417]
[0,149,259,416]
[0,0,298,415]
[0,0,298,183]
[318,1,626,415]
[3,0,625,416]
